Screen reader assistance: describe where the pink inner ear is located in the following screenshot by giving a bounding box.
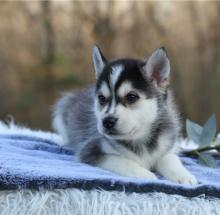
[152,70,162,85]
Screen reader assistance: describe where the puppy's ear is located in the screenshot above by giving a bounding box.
[142,47,170,89]
[92,45,107,79]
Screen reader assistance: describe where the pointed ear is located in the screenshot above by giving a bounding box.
[142,47,170,89]
[92,45,107,79]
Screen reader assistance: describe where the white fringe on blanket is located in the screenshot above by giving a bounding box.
[0,120,63,145]
[0,120,220,215]
[0,188,220,215]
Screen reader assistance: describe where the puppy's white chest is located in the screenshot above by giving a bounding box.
[139,149,158,169]
[139,132,175,169]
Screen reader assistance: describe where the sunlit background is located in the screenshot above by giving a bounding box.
[0,1,220,131]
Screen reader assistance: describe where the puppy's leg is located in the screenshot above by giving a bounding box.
[155,153,197,185]
[98,154,157,180]
[79,140,156,180]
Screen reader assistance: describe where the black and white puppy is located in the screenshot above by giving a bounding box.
[52,45,197,185]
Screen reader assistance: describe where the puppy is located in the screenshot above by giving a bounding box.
[52,45,197,185]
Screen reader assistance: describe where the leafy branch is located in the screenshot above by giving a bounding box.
[184,115,219,168]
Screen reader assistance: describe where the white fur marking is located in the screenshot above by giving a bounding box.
[99,82,110,98]
[110,64,124,88]
[106,64,124,115]
[115,98,158,141]
[117,81,133,98]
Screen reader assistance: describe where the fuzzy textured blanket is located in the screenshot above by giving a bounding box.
[0,123,220,199]
[0,121,220,215]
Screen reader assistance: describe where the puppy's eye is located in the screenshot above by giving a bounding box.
[125,93,139,104]
[98,95,107,105]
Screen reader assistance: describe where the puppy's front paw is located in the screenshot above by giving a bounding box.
[142,171,157,180]
[170,171,198,185]
[156,153,198,185]
[128,169,157,180]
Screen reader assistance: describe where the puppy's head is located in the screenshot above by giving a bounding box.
[92,45,170,141]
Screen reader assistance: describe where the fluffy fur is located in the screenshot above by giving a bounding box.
[52,45,197,185]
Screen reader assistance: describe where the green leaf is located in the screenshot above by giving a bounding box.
[199,115,217,147]
[198,153,218,168]
[186,119,203,144]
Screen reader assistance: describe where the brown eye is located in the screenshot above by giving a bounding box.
[125,93,139,104]
[98,95,107,105]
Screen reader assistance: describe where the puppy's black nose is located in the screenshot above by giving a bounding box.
[103,117,118,130]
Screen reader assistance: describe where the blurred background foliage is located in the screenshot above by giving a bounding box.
[0,1,220,131]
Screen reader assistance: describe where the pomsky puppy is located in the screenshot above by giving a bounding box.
[52,45,197,185]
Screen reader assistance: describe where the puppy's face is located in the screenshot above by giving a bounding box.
[92,46,170,141]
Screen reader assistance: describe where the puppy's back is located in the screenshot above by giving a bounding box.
[52,86,99,149]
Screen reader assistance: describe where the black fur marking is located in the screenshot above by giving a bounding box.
[79,139,105,165]
[96,72,111,92]
[114,59,156,98]
[118,140,143,155]
[163,90,168,100]
[145,114,174,152]
[116,95,127,107]
[145,122,163,152]
[105,98,114,113]
[96,59,156,99]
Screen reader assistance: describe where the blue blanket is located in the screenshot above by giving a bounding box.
[0,134,220,198]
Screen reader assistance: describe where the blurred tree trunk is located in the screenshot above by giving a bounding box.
[73,1,116,57]
[92,1,116,57]
[189,2,220,124]
[41,0,55,99]
[209,2,220,113]
[189,2,211,121]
